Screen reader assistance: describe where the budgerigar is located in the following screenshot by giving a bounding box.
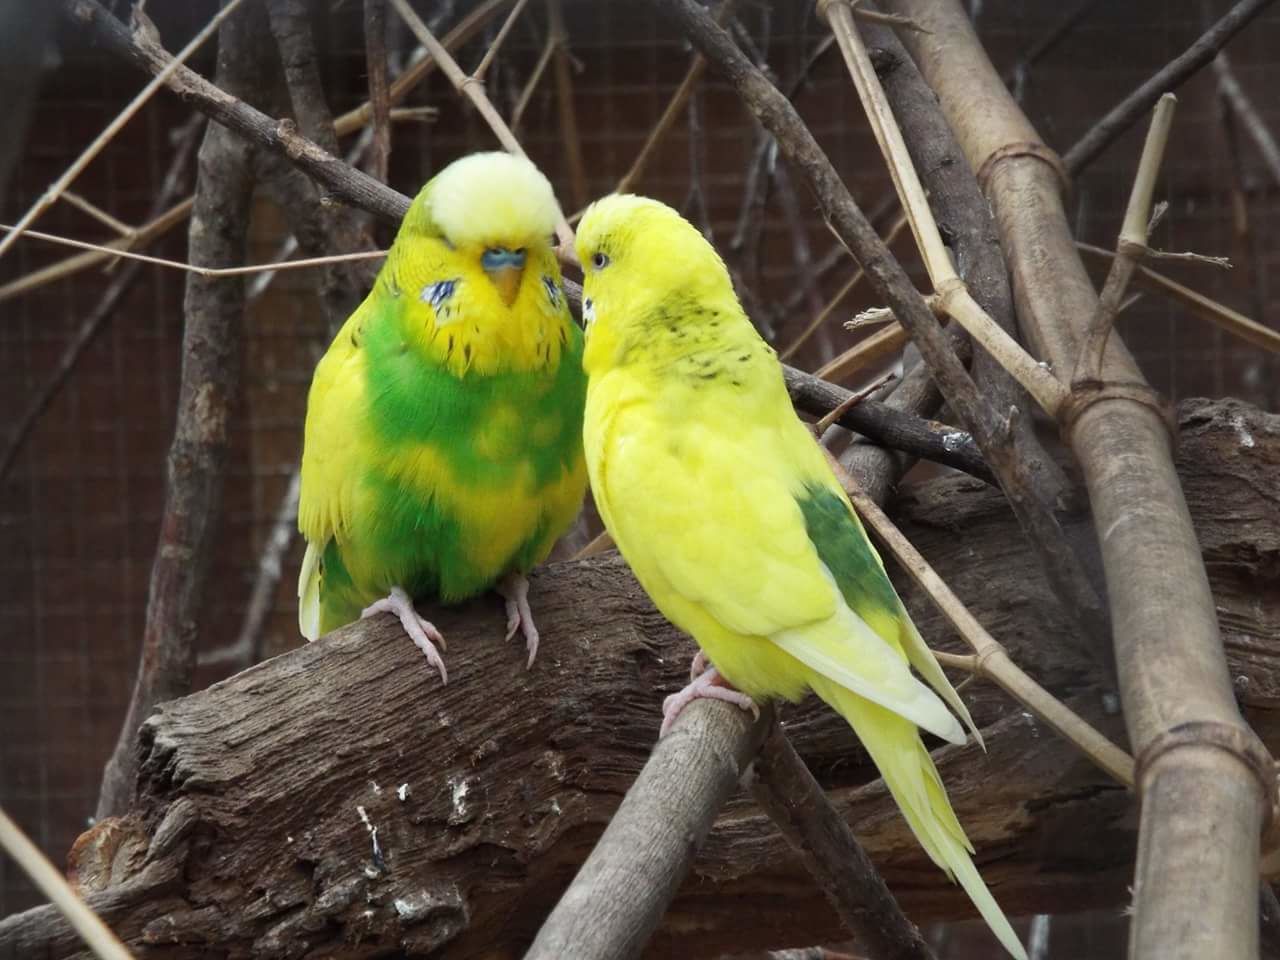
[575,194,1026,960]
[297,152,587,681]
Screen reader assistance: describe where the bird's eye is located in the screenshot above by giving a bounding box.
[592,252,610,269]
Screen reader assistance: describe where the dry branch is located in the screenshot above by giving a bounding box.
[1076,243,1280,356]
[4,398,1276,960]
[95,0,264,820]
[1061,0,1274,175]
[0,115,201,482]
[749,729,936,960]
[0,0,245,261]
[60,0,413,224]
[362,0,391,182]
[886,3,1275,957]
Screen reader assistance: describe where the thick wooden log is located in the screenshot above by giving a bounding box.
[2,397,1276,960]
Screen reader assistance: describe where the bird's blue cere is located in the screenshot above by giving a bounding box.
[482,247,527,270]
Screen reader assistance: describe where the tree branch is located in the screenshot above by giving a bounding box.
[96,0,264,819]
[1061,0,1273,175]
[886,4,1275,957]
[4,398,1276,959]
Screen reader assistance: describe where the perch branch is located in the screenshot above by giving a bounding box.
[0,808,133,960]
[526,704,773,959]
[2,398,1273,960]
[0,0,245,261]
[1062,0,1273,175]
[1076,243,1280,356]
[95,1,265,820]
[749,727,936,960]
[1073,94,1177,384]
[885,3,1274,957]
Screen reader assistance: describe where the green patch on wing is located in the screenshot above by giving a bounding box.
[796,482,904,643]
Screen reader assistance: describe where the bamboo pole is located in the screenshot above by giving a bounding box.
[884,4,1274,958]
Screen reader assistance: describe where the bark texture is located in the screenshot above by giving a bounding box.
[5,398,1277,959]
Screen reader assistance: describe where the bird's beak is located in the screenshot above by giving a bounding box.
[482,247,527,307]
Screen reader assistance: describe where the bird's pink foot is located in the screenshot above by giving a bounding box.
[689,650,711,681]
[361,586,448,684]
[497,573,539,669]
[660,665,759,737]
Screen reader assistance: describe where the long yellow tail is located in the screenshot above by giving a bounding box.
[808,673,1028,960]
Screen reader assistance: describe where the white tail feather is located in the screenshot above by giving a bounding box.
[298,540,322,641]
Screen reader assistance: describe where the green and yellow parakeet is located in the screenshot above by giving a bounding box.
[575,194,1026,960]
[297,152,587,681]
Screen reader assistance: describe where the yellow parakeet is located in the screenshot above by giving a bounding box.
[297,153,587,680]
[575,193,1026,960]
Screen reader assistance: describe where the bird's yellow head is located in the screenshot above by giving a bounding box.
[575,194,741,372]
[397,151,562,309]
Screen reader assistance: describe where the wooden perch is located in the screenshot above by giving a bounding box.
[4,398,1276,959]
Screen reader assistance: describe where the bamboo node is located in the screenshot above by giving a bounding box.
[975,140,1070,196]
[1059,378,1177,447]
[1135,720,1279,831]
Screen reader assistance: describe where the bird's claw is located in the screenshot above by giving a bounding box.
[498,573,540,669]
[361,586,448,684]
[660,666,759,737]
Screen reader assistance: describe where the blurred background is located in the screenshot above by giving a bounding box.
[2,1,1278,955]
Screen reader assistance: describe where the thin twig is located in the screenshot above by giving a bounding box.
[200,468,302,670]
[813,370,898,433]
[604,0,738,204]
[826,452,1136,787]
[510,24,556,133]
[547,0,588,211]
[387,0,575,254]
[0,116,201,481]
[471,0,529,83]
[1213,51,1280,188]
[1001,0,1100,103]
[333,0,511,136]
[1077,242,1280,356]
[1073,94,1177,385]
[0,0,246,262]
[813,324,909,382]
[60,190,135,237]
[0,226,386,276]
[823,0,1067,416]
[779,211,908,362]
[0,197,192,304]
[363,0,392,182]
[0,808,134,960]
[1062,0,1272,175]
